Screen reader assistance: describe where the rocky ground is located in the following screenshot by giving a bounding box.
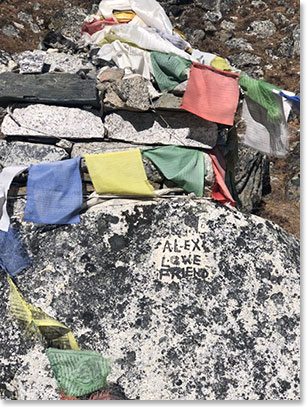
[0,0,300,237]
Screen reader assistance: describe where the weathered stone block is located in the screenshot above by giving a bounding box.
[0,140,68,167]
[105,111,218,149]
[1,105,105,140]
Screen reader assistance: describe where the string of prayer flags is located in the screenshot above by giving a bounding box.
[46,348,110,398]
[84,149,155,196]
[142,146,205,197]
[180,63,239,126]
[24,157,82,225]
[0,165,28,232]
[8,276,79,350]
[0,227,32,277]
[239,75,282,122]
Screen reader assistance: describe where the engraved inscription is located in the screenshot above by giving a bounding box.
[152,236,211,282]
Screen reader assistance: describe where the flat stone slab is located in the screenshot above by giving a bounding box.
[1,105,106,140]
[16,50,94,74]
[0,72,98,107]
[0,199,300,400]
[153,93,183,110]
[0,140,68,167]
[71,141,149,158]
[105,111,218,149]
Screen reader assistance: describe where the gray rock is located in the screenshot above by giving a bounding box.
[0,140,68,167]
[16,51,94,74]
[272,12,289,27]
[225,38,254,51]
[49,7,89,43]
[0,197,300,400]
[220,20,236,31]
[34,2,41,11]
[194,0,220,11]
[2,25,20,38]
[293,25,300,57]
[43,52,94,74]
[0,50,10,65]
[30,23,41,34]
[235,145,270,212]
[228,52,262,69]
[0,72,99,107]
[105,111,218,149]
[13,22,24,30]
[17,11,33,24]
[172,80,188,96]
[278,37,295,58]
[286,173,300,201]
[247,20,276,39]
[41,30,77,53]
[192,29,206,42]
[205,11,222,22]
[1,105,105,141]
[101,77,152,112]
[153,93,183,110]
[251,0,266,7]
[16,51,45,74]
[214,30,233,42]
[202,20,217,32]
[0,64,8,74]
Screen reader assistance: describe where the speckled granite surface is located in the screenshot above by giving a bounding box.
[105,111,218,149]
[0,140,68,167]
[1,104,105,140]
[0,198,300,400]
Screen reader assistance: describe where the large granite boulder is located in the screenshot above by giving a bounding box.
[0,198,300,400]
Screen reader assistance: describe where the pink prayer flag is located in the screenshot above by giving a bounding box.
[180,63,240,126]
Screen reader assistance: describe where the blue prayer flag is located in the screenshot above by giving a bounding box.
[0,227,32,277]
[24,157,83,225]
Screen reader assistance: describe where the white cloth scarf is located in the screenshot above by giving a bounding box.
[98,40,153,79]
[0,166,28,231]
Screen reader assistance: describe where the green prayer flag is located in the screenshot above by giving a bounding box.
[46,348,110,397]
[142,146,205,197]
[150,51,192,92]
[239,75,282,122]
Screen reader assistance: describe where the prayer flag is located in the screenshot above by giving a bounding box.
[24,157,82,225]
[142,146,205,197]
[180,63,239,126]
[85,149,154,196]
[46,348,110,397]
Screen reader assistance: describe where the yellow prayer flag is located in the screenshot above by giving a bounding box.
[84,149,155,196]
[7,276,79,350]
[211,56,232,71]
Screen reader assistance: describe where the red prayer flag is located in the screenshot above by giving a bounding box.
[180,63,239,126]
